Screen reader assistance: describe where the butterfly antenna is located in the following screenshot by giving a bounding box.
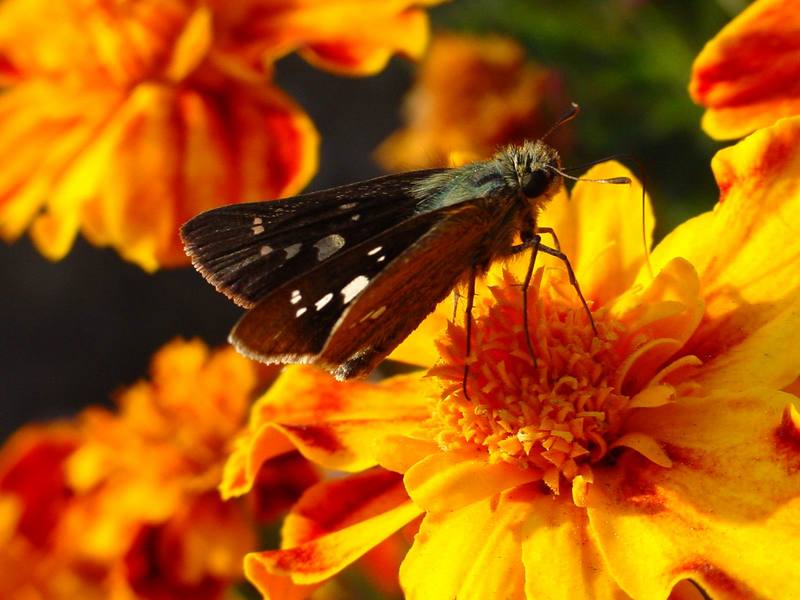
[561,153,654,280]
[541,102,580,141]
[548,165,631,186]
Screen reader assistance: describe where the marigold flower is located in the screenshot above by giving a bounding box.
[224,116,800,599]
[0,0,440,270]
[376,32,567,171]
[690,0,800,139]
[0,339,318,599]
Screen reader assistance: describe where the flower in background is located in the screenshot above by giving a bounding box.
[224,116,800,599]
[0,339,318,599]
[376,32,567,171]
[0,0,441,270]
[690,0,800,139]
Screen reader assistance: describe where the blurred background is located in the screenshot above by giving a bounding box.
[1,0,744,440]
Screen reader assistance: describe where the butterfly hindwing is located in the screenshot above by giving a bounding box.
[180,169,444,307]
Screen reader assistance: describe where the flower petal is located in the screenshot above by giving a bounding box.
[221,367,435,496]
[404,449,541,513]
[517,486,628,600]
[400,491,528,600]
[588,389,800,600]
[535,161,653,307]
[245,469,421,593]
[649,116,800,390]
[690,0,800,139]
[216,0,441,76]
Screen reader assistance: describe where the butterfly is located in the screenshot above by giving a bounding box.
[181,105,629,382]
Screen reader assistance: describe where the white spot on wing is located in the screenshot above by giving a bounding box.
[314,234,345,261]
[284,243,302,260]
[351,214,360,221]
[377,255,386,262]
[339,202,357,210]
[260,245,273,256]
[252,225,265,235]
[341,275,369,304]
[295,307,307,317]
[290,290,302,304]
[367,246,382,256]
[253,217,263,225]
[315,293,334,311]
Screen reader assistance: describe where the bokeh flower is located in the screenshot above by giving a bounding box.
[690,0,800,139]
[223,116,800,598]
[0,0,440,270]
[376,32,567,171]
[0,338,318,599]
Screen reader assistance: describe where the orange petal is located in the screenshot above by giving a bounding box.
[404,449,541,513]
[399,490,528,600]
[690,0,800,139]
[534,161,653,308]
[374,435,439,474]
[216,1,440,76]
[517,486,627,600]
[588,389,800,600]
[245,470,421,592]
[221,367,434,496]
[0,0,195,84]
[649,116,800,390]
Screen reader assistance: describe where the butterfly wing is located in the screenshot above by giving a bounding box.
[231,201,494,378]
[181,169,444,307]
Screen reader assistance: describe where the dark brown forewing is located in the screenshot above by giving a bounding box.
[318,202,494,379]
[229,209,448,365]
[180,169,444,308]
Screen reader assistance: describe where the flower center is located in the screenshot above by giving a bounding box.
[431,269,634,497]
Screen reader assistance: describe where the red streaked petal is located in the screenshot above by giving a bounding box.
[588,389,800,600]
[245,470,421,592]
[221,367,434,496]
[690,0,800,139]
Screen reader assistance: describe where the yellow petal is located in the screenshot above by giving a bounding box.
[588,389,800,600]
[404,450,541,513]
[649,116,800,390]
[534,161,653,308]
[518,486,628,600]
[388,296,450,368]
[400,491,528,600]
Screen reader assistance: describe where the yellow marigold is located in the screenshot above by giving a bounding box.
[0,0,441,270]
[690,0,800,139]
[376,32,567,171]
[222,116,800,599]
[0,338,318,600]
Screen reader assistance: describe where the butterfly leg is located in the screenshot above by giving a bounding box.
[511,235,542,367]
[538,244,598,334]
[534,226,561,251]
[461,265,477,400]
[452,289,461,321]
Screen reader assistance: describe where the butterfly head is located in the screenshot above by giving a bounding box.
[500,140,562,201]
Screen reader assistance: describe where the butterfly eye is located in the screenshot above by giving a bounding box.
[521,170,552,198]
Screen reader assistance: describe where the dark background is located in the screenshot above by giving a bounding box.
[0,1,740,439]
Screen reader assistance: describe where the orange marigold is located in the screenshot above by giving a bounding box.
[0,338,318,600]
[0,0,441,270]
[376,32,567,171]
[223,116,800,599]
[690,0,800,139]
